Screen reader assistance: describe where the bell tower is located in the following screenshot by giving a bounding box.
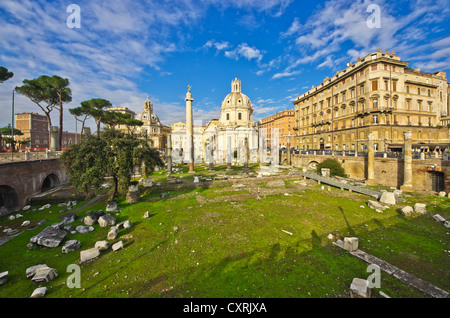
[144,96,153,113]
[231,76,241,93]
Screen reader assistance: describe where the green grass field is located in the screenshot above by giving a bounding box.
[0,164,449,298]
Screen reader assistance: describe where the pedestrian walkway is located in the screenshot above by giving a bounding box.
[299,171,382,198]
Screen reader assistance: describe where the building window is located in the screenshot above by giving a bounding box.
[238,113,242,120]
[373,115,378,124]
[226,113,230,120]
[372,80,378,91]
[373,99,378,108]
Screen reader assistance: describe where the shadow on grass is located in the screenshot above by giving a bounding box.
[339,206,356,237]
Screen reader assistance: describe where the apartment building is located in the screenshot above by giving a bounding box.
[293,49,449,153]
[260,109,295,149]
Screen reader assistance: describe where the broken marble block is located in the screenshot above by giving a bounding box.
[76,225,94,234]
[343,237,358,252]
[62,240,81,254]
[433,214,446,223]
[26,264,49,279]
[401,206,414,216]
[379,192,396,205]
[80,247,100,263]
[31,267,58,285]
[414,203,427,214]
[106,201,119,212]
[107,226,118,240]
[30,226,68,248]
[350,278,372,298]
[98,214,116,228]
[95,240,110,251]
[112,241,124,251]
[0,271,8,286]
[30,287,47,298]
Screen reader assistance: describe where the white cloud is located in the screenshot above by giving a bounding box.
[204,40,231,52]
[281,17,301,38]
[202,0,293,17]
[277,0,450,76]
[209,42,264,63]
[271,70,301,79]
[236,43,264,62]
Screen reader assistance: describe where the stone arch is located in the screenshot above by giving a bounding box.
[308,161,319,169]
[41,173,60,193]
[0,185,19,214]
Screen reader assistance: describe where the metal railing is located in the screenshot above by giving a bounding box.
[0,151,63,163]
[282,149,449,160]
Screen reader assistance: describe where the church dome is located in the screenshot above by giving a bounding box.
[221,77,252,110]
[219,77,254,128]
[136,97,160,123]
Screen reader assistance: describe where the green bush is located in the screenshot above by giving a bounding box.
[316,158,347,178]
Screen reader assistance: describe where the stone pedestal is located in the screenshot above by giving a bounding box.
[126,190,140,203]
[321,168,330,177]
[126,182,140,203]
[343,237,358,252]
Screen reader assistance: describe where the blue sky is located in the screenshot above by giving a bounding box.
[1,0,449,133]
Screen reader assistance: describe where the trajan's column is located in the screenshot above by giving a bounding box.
[185,85,195,173]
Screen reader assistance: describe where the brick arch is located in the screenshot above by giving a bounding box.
[0,159,68,215]
[0,185,19,214]
[41,173,61,193]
